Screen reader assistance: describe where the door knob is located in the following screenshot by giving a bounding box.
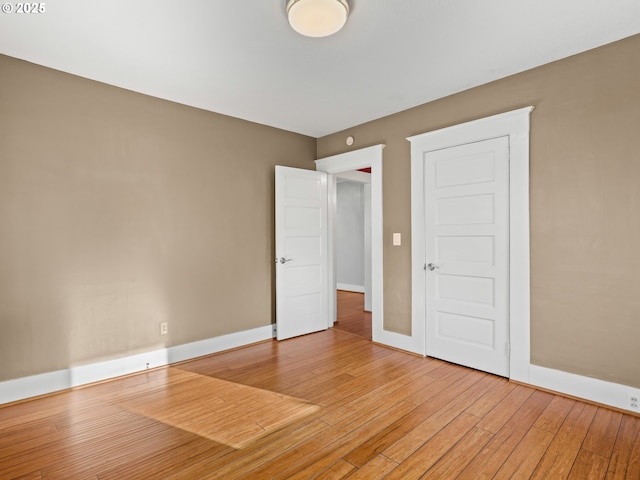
[279,257,293,264]
[426,263,439,271]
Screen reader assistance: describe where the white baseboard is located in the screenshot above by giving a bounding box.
[337,283,365,293]
[527,364,640,414]
[373,328,424,356]
[3,325,639,415]
[167,324,273,364]
[0,324,274,405]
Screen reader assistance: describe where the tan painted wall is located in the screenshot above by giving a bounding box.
[2,33,639,389]
[0,55,316,382]
[318,35,640,388]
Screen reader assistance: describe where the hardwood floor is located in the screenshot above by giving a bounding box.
[1,330,639,479]
[334,290,372,340]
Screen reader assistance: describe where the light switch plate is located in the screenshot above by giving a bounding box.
[393,233,401,246]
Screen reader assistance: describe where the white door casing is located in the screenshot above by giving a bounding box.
[409,106,533,382]
[424,136,510,377]
[363,183,372,312]
[315,145,395,347]
[275,166,329,340]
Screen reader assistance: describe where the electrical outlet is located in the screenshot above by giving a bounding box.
[160,322,168,335]
[629,393,640,411]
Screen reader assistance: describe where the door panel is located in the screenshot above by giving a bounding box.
[425,136,510,377]
[275,166,328,340]
[437,235,495,266]
[435,151,496,187]
[437,194,495,225]
[284,206,323,230]
[437,274,494,305]
[436,312,495,347]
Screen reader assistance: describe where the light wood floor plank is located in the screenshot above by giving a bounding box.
[492,426,554,479]
[240,400,417,480]
[382,372,493,463]
[582,408,624,458]
[384,412,481,480]
[530,402,598,480]
[464,377,516,418]
[567,449,610,480]
[606,414,640,480]
[533,394,576,433]
[456,389,554,480]
[12,470,43,480]
[474,384,536,434]
[421,426,494,479]
[97,438,230,480]
[313,459,357,480]
[174,418,331,480]
[347,454,398,479]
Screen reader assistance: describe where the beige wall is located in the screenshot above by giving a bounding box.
[0,55,316,382]
[318,34,640,388]
[2,34,639,390]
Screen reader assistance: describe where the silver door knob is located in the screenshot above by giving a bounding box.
[426,263,439,271]
[279,257,293,264]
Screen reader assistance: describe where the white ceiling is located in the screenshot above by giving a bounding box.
[1,0,639,137]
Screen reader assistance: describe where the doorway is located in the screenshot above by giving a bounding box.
[334,171,372,340]
[315,144,390,345]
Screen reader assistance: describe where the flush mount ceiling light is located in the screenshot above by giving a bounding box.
[287,0,350,37]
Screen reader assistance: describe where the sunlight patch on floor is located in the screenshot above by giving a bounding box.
[114,368,320,449]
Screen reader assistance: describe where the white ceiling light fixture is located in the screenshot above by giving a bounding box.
[287,0,350,38]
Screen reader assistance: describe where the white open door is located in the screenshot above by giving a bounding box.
[424,136,510,377]
[275,166,329,340]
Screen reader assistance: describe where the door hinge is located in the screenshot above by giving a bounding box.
[506,342,511,356]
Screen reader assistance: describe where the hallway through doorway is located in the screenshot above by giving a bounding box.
[334,290,372,340]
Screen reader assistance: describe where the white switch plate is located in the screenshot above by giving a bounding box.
[393,233,401,246]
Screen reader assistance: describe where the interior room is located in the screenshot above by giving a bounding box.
[1,1,639,478]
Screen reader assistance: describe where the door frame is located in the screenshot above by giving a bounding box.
[315,145,389,345]
[408,107,534,382]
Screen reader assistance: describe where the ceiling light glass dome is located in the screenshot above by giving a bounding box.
[287,0,350,37]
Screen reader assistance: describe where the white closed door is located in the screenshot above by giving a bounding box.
[275,166,329,340]
[424,136,510,377]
